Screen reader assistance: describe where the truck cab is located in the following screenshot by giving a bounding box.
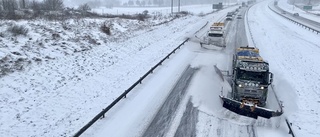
[232,47,273,107]
[205,23,225,47]
[219,46,282,119]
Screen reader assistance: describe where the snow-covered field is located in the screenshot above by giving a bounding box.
[0,4,226,137]
[278,0,320,22]
[0,13,186,77]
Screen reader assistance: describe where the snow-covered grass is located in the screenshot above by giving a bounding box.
[0,4,221,137]
[0,12,184,77]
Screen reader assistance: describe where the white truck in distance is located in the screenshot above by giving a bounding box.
[202,22,226,47]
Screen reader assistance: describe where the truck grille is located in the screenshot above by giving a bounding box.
[238,90,262,97]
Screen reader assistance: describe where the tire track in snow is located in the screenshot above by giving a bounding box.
[173,98,198,137]
[142,66,197,137]
[246,125,256,137]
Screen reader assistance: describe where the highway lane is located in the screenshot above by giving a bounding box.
[141,6,260,137]
[142,66,198,137]
[271,3,320,31]
[84,4,290,137]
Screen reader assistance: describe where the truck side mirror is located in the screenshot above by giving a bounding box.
[269,72,273,85]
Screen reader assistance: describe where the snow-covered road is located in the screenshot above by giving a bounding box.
[271,2,320,31]
[89,1,320,136]
[277,0,320,23]
[1,1,319,136]
[86,4,290,137]
[249,0,320,136]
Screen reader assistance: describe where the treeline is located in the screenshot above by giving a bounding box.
[0,0,64,12]
[0,0,65,19]
[0,0,98,20]
[122,0,225,7]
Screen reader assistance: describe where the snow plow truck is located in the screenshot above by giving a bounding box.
[201,22,226,47]
[219,47,283,119]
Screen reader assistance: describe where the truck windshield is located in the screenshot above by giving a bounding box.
[236,70,268,84]
[208,33,223,37]
[211,27,222,30]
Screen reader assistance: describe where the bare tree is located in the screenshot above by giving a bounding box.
[30,0,43,15]
[19,0,31,9]
[128,0,134,6]
[18,0,26,9]
[2,0,18,12]
[78,3,91,11]
[0,1,3,11]
[136,0,141,6]
[43,0,64,11]
[141,1,146,6]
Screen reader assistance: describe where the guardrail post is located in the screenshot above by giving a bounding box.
[288,122,292,134]
[289,123,292,135]
[285,118,295,137]
[102,109,105,119]
[124,91,127,98]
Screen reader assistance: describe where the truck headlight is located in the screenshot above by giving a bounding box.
[260,86,264,89]
[239,84,243,87]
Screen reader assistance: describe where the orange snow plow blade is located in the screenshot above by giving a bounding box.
[220,96,283,119]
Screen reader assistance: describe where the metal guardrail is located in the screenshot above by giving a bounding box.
[195,21,208,34]
[73,21,210,137]
[271,84,295,136]
[269,5,320,35]
[285,118,296,137]
[73,38,189,137]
